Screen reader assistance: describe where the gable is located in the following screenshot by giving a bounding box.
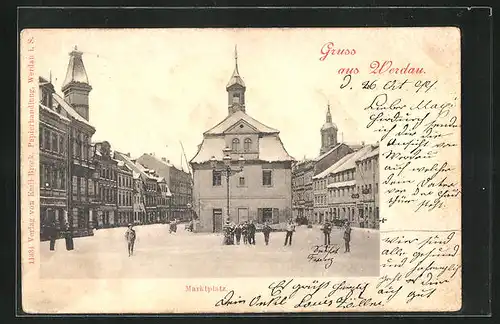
[224,119,260,134]
[204,110,279,135]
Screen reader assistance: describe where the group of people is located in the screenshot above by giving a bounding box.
[43,221,74,252]
[321,220,352,252]
[222,218,297,246]
[223,219,267,245]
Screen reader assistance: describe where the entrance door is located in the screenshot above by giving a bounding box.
[237,208,249,223]
[213,209,223,233]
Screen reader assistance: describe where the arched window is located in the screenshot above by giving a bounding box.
[244,138,252,152]
[232,138,240,152]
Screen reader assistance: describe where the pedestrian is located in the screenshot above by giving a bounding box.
[64,223,74,251]
[242,221,249,245]
[234,223,242,245]
[46,221,58,251]
[322,220,332,245]
[284,219,295,246]
[344,221,352,253]
[223,218,235,245]
[247,220,256,245]
[125,223,136,256]
[262,221,272,245]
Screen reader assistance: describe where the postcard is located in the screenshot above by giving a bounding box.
[20,27,461,313]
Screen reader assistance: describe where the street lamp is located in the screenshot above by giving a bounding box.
[210,147,245,228]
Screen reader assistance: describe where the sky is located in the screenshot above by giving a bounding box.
[28,28,459,170]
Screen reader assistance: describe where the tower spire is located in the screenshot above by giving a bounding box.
[234,45,239,74]
[226,45,246,115]
[326,101,332,123]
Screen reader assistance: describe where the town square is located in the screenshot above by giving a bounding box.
[35,29,381,282]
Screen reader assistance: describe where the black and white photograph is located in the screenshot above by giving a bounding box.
[20,26,462,313]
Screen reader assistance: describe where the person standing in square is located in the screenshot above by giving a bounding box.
[125,224,136,256]
[284,219,295,246]
[343,221,352,253]
[322,220,332,245]
[247,220,256,245]
[262,221,272,245]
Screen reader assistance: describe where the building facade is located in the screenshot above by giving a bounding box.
[93,141,117,227]
[190,48,294,233]
[39,77,71,240]
[116,160,134,226]
[114,151,171,225]
[354,145,380,228]
[291,159,315,221]
[136,154,192,221]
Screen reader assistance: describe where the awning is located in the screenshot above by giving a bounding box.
[327,180,356,189]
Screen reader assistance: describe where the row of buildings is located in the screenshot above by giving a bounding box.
[39,46,192,239]
[291,105,380,229]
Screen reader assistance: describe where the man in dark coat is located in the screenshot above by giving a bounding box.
[247,220,256,245]
[344,221,352,252]
[241,221,249,245]
[46,221,58,251]
[234,223,242,245]
[322,220,332,245]
[262,221,273,245]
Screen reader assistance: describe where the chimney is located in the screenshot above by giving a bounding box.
[167,160,170,164]
[161,157,167,162]
[361,141,365,145]
[126,152,130,157]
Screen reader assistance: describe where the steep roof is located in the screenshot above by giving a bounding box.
[204,110,279,135]
[52,92,94,129]
[358,145,379,160]
[190,134,294,164]
[315,143,344,162]
[313,145,374,180]
[62,46,90,89]
[258,135,295,162]
[39,103,70,123]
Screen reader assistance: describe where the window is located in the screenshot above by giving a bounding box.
[232,138,240,152]
[244,138,252,152]
[39,127,44,148]
[59,136,65,155]
[262,170,272,186]
[52,133,58,153]
[212,170,222,186]
[368,184,372,193]
[44,129,51,150]
[239,177,245,186]
[375,183,378,193]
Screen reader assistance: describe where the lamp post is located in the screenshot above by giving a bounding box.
[210,147,245,227]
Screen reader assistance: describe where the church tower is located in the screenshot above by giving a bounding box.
[319,103,338,155]
[61,46,92,121]
[226,45,246,115]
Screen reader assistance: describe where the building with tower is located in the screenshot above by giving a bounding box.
[319,103,338,155]
[59,46,99,237]
[190,47,294,233]
[38,46,99,238]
